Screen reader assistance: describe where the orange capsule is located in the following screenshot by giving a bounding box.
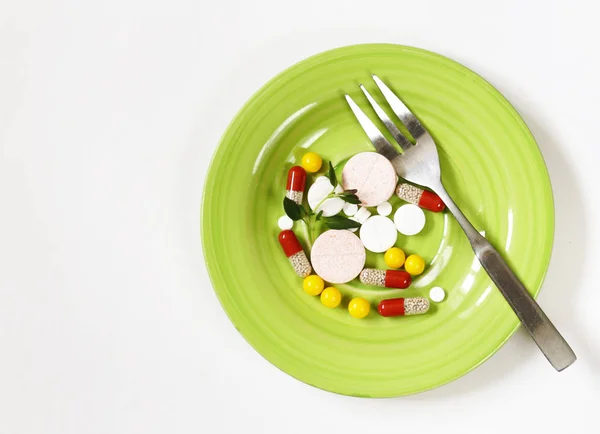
[278,230,311,277]
[377,297,430,317]
[286,166,306,205]
[396,183,445,212]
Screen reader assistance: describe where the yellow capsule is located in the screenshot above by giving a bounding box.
[384,247,405,269]
[320,287,342,308]
[301,152,322,173]
[348,297,370,318]
[303,274,325,296]
[404,254,425,276]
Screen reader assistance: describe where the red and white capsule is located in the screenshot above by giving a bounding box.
[378,297,430,317]
[278,230,312,277]
[359,269,412,289]
[286,166,306,205]
[396,183,445,212]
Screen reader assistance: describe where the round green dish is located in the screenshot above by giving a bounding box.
[201,44,554,397]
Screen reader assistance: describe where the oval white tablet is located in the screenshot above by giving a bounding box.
[341,152,398,207]
[307,179,343,217]
[394,204,426,236]
[343,203,358,216]
[429,286,446,302]
[359,215,398,253]
[377,201,392,217]
[277,215,293,230]
[353,207,371,224]
[311,230,366,284]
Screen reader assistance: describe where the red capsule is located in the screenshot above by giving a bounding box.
[359,269,412,289]
[278,230,312,277]
[396,183,445,212]
[378,297,430,317]
[285,166,306,205]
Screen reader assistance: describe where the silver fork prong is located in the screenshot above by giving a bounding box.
[360,85,413,152]
[372,75,426,141]
[344,94,401,162]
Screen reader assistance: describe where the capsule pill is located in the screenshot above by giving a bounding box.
[278,230,312,277]
[378,297,430,317]
[359,268,412,289]
[286,166,306,205]
[396,183,445,212]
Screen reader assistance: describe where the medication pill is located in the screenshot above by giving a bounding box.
[278,230,312,277]
[303,275,325,296]
[396,183,445,212]
[404,254,425,276]
[377,297,430,317]
[301,152,322,173]
[286,166,306,205]
[307,177,344,217]
[377,201,392,216]
[429,286,446,302]
[359,215,397,253]
[341,152,398,207]
[311,230,366,284]
[349,206,371,232]
[394,204,426,236]
[359,269,411,289]
[348,297,371,318]
[277,215,294,230]
[343,202,358,216]
[320,287,342,308]
[384,247,405,269]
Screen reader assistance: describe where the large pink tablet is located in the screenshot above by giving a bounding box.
[310,230,366,284]
[341,152,398,207]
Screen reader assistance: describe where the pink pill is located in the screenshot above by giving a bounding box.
[341,152,398,207]
[310,230,366,284]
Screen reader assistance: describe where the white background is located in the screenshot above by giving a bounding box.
[1,1,599,433]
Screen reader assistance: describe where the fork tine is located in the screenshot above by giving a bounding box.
[344,94,401,163]
[360,85,413,152]
[372,75,426,141]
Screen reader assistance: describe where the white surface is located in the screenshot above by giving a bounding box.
[429,286,447,303]
[0,1,599,433]
[343,202,358,216]
[307,176,344,216]
[359,215,398,252]
[394,203,427,235]
[376,201,392,216]
[277,215,293,230]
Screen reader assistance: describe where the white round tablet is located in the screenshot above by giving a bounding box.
[429,286,446,302]
[377,201,392,217]
[311,230,366,284]
[359,215,397,253]
[307,179,343,217]
[394,204,426,236]
[341,152,398,207]
[277,215,293,230]
[343,203,358,216]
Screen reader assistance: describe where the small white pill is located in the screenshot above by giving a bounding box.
[377,201,392,217]
[359,215,398,253]
[277,215,294,230]
[429,286,446,302]
[353,207,371,224]
[343,203,358,216]
[394,204,426,236]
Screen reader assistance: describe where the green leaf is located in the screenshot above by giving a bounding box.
[283,197,303,221]
[344,189,358,195]
[315,210,324,221]
[341,194,361,205]
[323,215,361,229]
[328,161,337,186]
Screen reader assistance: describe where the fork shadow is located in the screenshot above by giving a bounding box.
[405,106,594,400]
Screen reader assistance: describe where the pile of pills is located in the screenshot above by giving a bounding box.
[276,150,448,319]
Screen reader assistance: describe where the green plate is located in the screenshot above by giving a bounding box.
[201,44,554,397]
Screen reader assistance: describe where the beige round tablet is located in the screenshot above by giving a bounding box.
[311,230,366,284]
[341,152,398,207]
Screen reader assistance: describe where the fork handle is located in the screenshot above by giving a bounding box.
[432,183,576,371]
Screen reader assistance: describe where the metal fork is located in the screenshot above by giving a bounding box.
[345,75,576,371]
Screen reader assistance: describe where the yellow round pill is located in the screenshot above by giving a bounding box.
[348,297,370,318]
[301,152,322,173]
[384,247,406,269]
[320,287,342,308]
[303,275,325,296]
[404,254,425,276]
